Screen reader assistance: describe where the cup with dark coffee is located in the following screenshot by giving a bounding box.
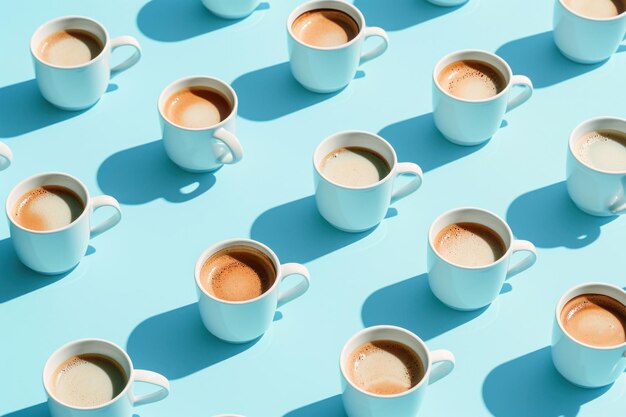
[427,207,537,310]
[195,238,310,343]
[0,141,12,171]
[552,282,626,387]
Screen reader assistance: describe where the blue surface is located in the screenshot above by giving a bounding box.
[1,0,626,416]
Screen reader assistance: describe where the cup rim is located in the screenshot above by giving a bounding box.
[194,238,282,305]
[339,325,432,398]
[428,207,514,270]
[558,0,626,21]
[30,15,110,70]
[287,0,366,51]
[433,49,514,104]
[158,75,238,132]
[5,172,91,235]
[567,116,626,175]
[555,282,626,350]
[313,130,398,190]
[42,338,134,410]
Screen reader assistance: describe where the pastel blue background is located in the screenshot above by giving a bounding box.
[1,0,626,416]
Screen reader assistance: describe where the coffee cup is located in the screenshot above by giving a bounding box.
[43,338,169,417]
[5,172,122,274]
[552,282,626,388]
[159,76,244,173]
[313,130,423,232]
[0,141,12,171]
[30,16,141,110]
[427,207,537,310]
[195,238,310,343]
[287,0,389,93]
[201,0,261,19]
[553,0,626,63]
[340,325,455,417]
[432,49,533,146]
[566,116,626,216]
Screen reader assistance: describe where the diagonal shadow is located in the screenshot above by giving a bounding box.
[284,395,346,417]
[1,402,49,417]
[378,113,485,172]
[353,0,462,31]
[496,31,605,89]
[96,139,216,205]
[506,182,616,249]
[126,303,256,380]
[483,347,610,417]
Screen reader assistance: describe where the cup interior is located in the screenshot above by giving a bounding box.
[559,0,626,20]
[568,116,626,174]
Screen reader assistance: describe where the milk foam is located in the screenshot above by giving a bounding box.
[321,147,390,187]
[561,294,626,347]
[564,0,625,18]
[575,129,626,172]
[38,30,103,67]
[435,222,506,267]
[438,60,506,100]
[164,87,232,129]
[14,186,84,231]
[292,9,359,48]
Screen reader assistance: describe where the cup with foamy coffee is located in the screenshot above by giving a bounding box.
[427,207,537,310]
[43,338,169,417]
[0,141,12,171]
[340,325,455,417]
[552,282,626,388]
[195,238,310,343]
[432,50,533,146]
[159,76,244,173]
[566,116,626,216]
[31,16,141,110]
[201,0,261,19]
[314,131,423,232]
[5,172,122,274]
[287,0,389,93]
[554,0,626,63]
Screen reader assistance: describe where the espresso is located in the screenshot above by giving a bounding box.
[51,354,128,408]
[201,246,276,302]
[438,60,507,100]
[347,340,424,395]
[561,294,626,347]
[321,147,391,187]
[38,29,103,67]
[292,9,359,48]
[164,87,232,129]
[13,185,85,231]
[563,0,625,18]
[574,129,626,172]
[435,222,506,267]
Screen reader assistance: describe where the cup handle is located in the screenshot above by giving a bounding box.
[213,127,244,165]
[506,239,537,279]
[110,36,142,76]
[90,195,122,238]
[390,162,424,204]
[360,27,389,65]
[505,75,533,113]
[131,369,170,406]
[428,349,455,385]
[277,263,310,308]
[0,141,12,170]
[609,181,626,214]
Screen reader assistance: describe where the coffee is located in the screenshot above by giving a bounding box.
[38,29,103,67]
[51,354,128,407]
[435,222,506,267]
[574,129,626,172]
[321,147,391,187]
[563,0,625,18]
[292,9,359,48]
[201,246,276,302]
[561,293,626,347]
[438,60,507,100]
[164,87,233,129]
[347,340,424,395]
[13,185,85,231]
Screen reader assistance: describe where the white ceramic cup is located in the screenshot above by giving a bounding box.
[158,76,244,173]
[0,141,12,171]
[313,131,423,233]
[5,172,122,275]
[201,0,261,19]
[30,16,141,110]
[432,49,533,146]
[426,0,468,6]
[340,325,455,417]
[552,282,626,388]
[43,339,169,417]
[553,0,626,64]
[427,207,537,311]
[195,238,310,343]
[566,116,626,217]
[287,0,389,93]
